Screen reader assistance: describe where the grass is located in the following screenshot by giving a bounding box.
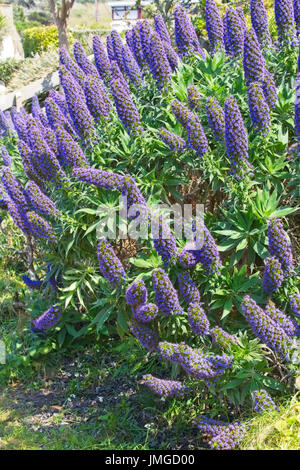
[69,2,111,30]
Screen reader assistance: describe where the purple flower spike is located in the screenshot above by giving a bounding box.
[163,40,179,71]
[56,124,90,168]
[1,167,28,212]
[171,99,194,127]
[134,303,158,323]
[59,48,86,87]
[0,110,16,137]
[6,198,31,235]
[187,85,202,112]
[243,28,266,84]
[17,140,45,188]
[262,70,277,109]
[152,214,178,266]
[129,319,159,352]
[178,272,201,305]
[193,416,246,450]
[224,96,252,179]
[210,326,239,350]
[265,300,297,337]
[106,35,115,62]
[247,81,270,135]
[152,268,183,316]
[188,302,210,336]
[149,31,172,89]
[262,256,284,293]
[22,274,42,290]
[45,97,76,136]
[178,249,198,268]
[27,211,56,242]
[275,0,296,44]
[111,30,126,74]
[93,35,111,83]
[194,224,222,275]
[122,45,143,86]
[250,0,272,47]
[73,41,99,77]
[31,95,41,118]
[252,389,279,413]
[84,75,111,122]
[158,127,186,151]
[139,20,154,69]
[142,374,188,397]
[48,89,70,120]
[174,5,205,58]
[186,114,209,156]
[1,146,12,166]
[31,305,62,332]
[294,0,300,34]
[206,97,225,142]
[26,181,61,219]
[60,69,96,144]
[205,0,224,54]
[226,7,244,57]
[268,218,294,277]
[110,77,143,135]
[126,279,148,312]
[290,293,300,316]
[241,295,295,360]
[97,239,126,289]
[110,60,130,95]
[72,167,124,190]
[222,13,231,55]
[154,14,171,45]
[131,24,147,70]
[11,111,28,144]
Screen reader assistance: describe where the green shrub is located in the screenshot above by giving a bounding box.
[22,25,73,57]
[13,5,40,33]
[0,58,22,86]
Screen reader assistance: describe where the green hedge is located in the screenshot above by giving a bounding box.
[22,25,74,57]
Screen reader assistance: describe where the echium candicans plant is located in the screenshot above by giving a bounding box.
[1,167,28,212]
[60,67,96,145]
[121,45,143,86]
[73,41,99,77]
[194,223,222,275]
[1,146,12,166]
[26,181,61,219]
[152,214,178,266]
[294,76,300,138]
[139,20,154,69]
[205,0,224,54]
[22,275,42,290]
[17,140,45,188]
[26,116,67,185]
[44,97,76,136]
[110,60,130,96]
[275,0,296,44]
[262,70,277,109]
[188,303,210,336]
[206,97,225,142]
[44,127,58,156]
[0,110,15,137]
[31,305,62,332]
[226,7,244,57]
[210,327,239,350]
[48,89,69,120]
[27,211,56,242]
[186,113,209,156]
[97,239,126,289]
[129,319,159,352]
[171,99,193,127]
[6,198,31,236]
[152,268,183,316]
[59,48,86,87]
[241,295,294,360]
[268,218,294,277]
[121,175,148,219]
[290,293,300,316]
[250,0,272,47]
[134,303,158,323]
[84,75,111,122]
[126,280,148,312]
[111,30,126,74]
[265,300,297,337]
[224,96,252,179]
[243,28,266,84]
[222,12,231,55]
[154,14,171,45]
[158,128,186,151]
[31,95,41,118]
[247,82,270,135]
[236,7,247,31]
[187,85,202,112]
[56,125,90,168]
[174,4,205,58]
[92,35,111,83]
[262,256,284,293]
[193,416,245,450]
[11,111,28,144]
[252,390,279,413]
[294,0,300,33]
[73,167,124,191]
[178,272,201,305]
[131,23,146,70]
[163,41,179,72]
[149,31,172,89]
[110,77,143,135]
[106,34,115,62]
[142,375,188,398]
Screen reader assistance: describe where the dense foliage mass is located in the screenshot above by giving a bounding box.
[0,0,299,450]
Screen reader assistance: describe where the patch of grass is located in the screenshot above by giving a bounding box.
[69,2,111,30]
[241,395,300,450]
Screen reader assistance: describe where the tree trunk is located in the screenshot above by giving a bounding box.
[57,17,69,51]
[48,0,74,51]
